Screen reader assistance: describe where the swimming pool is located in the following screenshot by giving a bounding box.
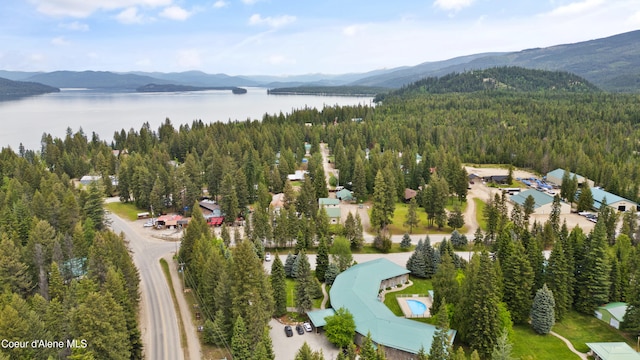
[406,299,427,315]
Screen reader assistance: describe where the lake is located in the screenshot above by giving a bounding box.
[0,87,373,151]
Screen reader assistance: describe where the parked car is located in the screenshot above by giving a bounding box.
[303,322,312,332]
[296,324,304,335]
[265,252,272,261]
[284,325,293,337]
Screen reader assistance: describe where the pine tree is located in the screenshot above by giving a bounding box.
[447,206,465,230]
[221,173,239,225]
[400,232,412,250]
[316,237,329,282]
[502,240,534,324]
[324,263,339,285]
[416,346,428,360]
[271,255,287,317]
[531,284,556,335]
[229,240,274,345]
[621,260,640,332]
[294,342,325,360]
[295,251,314,314]
[432,253,459,314]
[371,170,393,231]
[523,195,535,222]
[231,315,251,360]
[455,251,501,359]
[429,298,453,360]
[360,332,377,360]
[404,197,420,233]
[491,331,516,360]
[545,240,572,320]
[284,253,296,278]
[574,220,611,314]
[577,186,594,212]
[406,245,427,278]
[353,153,367,201]
[221,223,231,247]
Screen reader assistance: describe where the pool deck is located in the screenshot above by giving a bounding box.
[397,295,433,318]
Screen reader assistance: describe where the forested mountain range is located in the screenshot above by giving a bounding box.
[3,30,639,91]
[353,30,640,92]
[374,67,600,101]
[0,77,59,99]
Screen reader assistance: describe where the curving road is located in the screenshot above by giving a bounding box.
[109,214,184,360]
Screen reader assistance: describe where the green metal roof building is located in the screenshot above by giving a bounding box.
[596,302,629,329]
[327,258,455,357]
[587,342,640,360]
[319,198,341,206]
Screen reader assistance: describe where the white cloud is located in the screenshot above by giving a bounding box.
[213,1,228,8]
[547,0,605,17]
[51,37,70,46]
[29,0,172,18]
[116,7,145,24]
[59,21,89,31]
[159,6,191,20]
[249,14,296,28]
[433,0,475,12]
[241,0,261,4]
[343,25,366,37]
[177,49,202,68]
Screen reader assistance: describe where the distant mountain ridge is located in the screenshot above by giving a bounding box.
[352,30,640,92]
[0,77,59,99]
[374,67,599,101]
[2,30,639,92]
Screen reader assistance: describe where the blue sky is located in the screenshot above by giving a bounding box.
[1,0,639,75]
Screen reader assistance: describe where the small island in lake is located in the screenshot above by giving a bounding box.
[136,83,247,94]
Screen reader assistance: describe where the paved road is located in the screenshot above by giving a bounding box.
[109,214,184,360]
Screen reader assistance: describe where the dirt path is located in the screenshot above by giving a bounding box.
[320,283,329,309]
[165,253,202,360]
[549,330,588,360]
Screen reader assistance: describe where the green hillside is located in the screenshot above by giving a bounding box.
[0,77,59,99]
[375,67,599,101]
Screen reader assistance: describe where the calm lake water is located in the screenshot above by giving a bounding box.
[0,87,373,151]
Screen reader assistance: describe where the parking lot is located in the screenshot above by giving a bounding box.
[269,319,340,360]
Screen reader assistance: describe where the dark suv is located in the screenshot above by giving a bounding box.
[284,325,293,337]
[296,324,304,335]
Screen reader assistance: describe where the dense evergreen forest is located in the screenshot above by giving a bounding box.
[374,67,600,102]
[267,85,387,96]
[7,75,640,358]
[0,144,141,360]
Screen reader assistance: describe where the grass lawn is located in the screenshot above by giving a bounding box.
[511,325,580,359]
[383,277,433,317]
[105,201,146,221]
[285,278,296,307]
[445,197,468,212]
[553,311,637,353]
[356,243,414,254]
[379,202,468,235]
[474,198,487,231]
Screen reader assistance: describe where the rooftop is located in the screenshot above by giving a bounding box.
[599,303,629,322]
[547,168,587,182]
[510,189,555,209]
[587,342,640,360]
[591,187,637,209]
[329,258,454,354]
[319,198,340,206]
